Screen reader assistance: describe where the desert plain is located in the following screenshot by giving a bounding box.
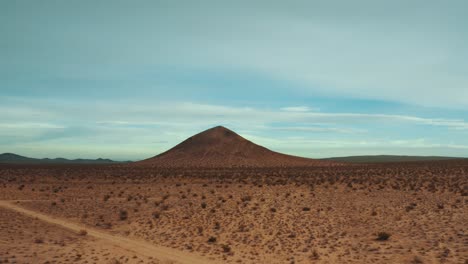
[0,127,467,264]
[0,161,466,264]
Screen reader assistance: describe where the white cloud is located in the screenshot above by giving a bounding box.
[0,122,65,129]
[280,106,315,112]
[269,126,366,134]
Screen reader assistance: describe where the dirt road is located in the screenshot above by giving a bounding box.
[0,200,217,264]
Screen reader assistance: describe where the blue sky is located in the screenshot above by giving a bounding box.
[1,0,468,160]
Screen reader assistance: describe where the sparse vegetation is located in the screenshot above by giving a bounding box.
[152,211,160,219]
[1,160,467,263]
[119,210,128,221]
[207,236,217,243]
[376,232,391,241]
[221,244,231,253]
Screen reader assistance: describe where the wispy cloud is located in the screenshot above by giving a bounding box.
[91,102,468,130]
[4,99,468,131]
[280,106,316,112]
[268,126,367,134]
[0,122,65,129]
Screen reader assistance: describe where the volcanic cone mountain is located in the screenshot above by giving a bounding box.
[138,126,337,167]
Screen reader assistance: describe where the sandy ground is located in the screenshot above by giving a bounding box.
[0,206,159,264]
[0,201,216,264]
[0,162,467,263]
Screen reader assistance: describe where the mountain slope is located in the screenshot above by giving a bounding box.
[137,126,337,167]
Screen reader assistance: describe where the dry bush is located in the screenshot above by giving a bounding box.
[376,232,391,241]
[78,229,88,236]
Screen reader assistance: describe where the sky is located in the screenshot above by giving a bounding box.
[1,0,468,160]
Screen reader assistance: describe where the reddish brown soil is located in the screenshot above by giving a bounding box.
[137,126,338,167]
[0,161,467,263]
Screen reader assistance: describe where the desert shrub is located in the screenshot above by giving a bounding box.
[34,238,44,243]
[201,202,207,209]
[270,208,277,213]
[311,249,320,260]
[405,203,416,212]
[109,259,123,264]
[411,256,423,263]
[197,226,203,235]
[103,194,110,202]
[78,229,87,236]
[302,207,311,211]
[241,196,252,202]
[222,244,231,253]
[376,232,391,241]
[207,236,217,243]
[119,210,128,221]
[440,247,450,258]
[152,211,160,219]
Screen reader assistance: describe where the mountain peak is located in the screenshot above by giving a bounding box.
[199,125,237,137]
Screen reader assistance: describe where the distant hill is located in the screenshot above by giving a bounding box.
[322,155,465,163]
[0,153,121,164]
[137,126,338,167]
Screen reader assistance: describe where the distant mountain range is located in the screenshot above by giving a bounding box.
[0,153,123,164]
[322,155,465,163]
[1,151,465,165]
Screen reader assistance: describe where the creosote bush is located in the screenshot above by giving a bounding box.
[222,244,231,253]
[152,211,160,219]
[119,210,128,221]
[376,232,391,241]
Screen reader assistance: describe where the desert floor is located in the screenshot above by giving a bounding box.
[0,161,466,263]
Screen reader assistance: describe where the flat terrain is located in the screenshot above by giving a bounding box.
[0,161,467,263]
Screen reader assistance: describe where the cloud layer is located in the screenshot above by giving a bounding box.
[2,0,467,108]
[2,98,468,160]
